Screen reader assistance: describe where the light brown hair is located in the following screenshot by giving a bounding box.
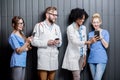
[45,6,57,14]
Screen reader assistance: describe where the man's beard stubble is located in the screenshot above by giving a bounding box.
[48,17,56,24]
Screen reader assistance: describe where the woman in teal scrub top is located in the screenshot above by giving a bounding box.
[8,16,32,80]
[88,13,110,80]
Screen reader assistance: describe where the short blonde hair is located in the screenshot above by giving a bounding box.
[92,13,102,22]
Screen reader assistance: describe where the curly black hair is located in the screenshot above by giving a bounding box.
[69,8,89,24]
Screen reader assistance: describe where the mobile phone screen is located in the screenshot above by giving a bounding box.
[55,38,59,40]
[94,31,99,36]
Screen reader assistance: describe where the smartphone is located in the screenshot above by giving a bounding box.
[55,38,59,40]
[31,32,36,37]
[94,30,99,37]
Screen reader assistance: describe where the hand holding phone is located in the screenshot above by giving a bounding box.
[54,38,60,45]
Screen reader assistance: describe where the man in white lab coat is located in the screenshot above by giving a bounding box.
[31,6,62,80]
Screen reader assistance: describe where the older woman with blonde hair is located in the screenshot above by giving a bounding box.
[88,13,110,80]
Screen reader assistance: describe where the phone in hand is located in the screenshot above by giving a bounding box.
[31,32,36,37]
[55,38,59,40]
[94,30,100,37]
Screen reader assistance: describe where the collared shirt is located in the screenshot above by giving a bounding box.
[79,25,87,56]
[44,20,53,31]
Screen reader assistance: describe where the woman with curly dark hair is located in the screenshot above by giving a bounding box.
[62,8,91,80]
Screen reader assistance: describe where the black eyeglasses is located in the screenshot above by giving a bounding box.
[48,12,58,17]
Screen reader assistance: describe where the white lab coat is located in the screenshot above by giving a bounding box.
[31,21,62,71]
[62,23,87,70]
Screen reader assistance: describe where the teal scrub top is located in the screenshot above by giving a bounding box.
[88,29,109,63]
[8,33,27,67]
